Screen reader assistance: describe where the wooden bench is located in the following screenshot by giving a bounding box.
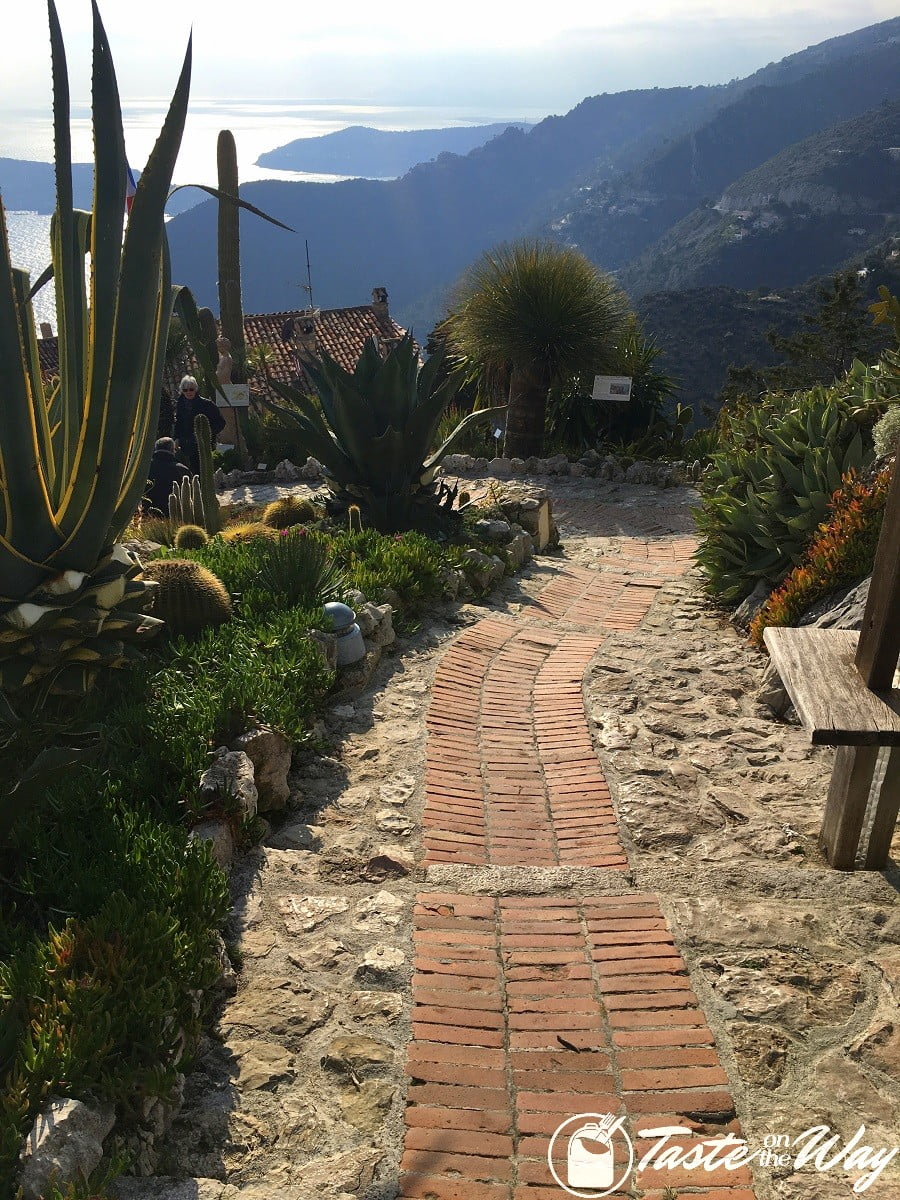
[763,459,900,870]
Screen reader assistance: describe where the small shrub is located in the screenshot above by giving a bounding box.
[174,523,209,549]
[750,467,890,645]
[329,529,448,608]
[138,516,175,546]
[254,527,345,609]
[261,495,319,529]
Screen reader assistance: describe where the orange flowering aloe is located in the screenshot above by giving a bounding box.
[750,467,891,647]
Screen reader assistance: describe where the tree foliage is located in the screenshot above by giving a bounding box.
[446,240,629,458]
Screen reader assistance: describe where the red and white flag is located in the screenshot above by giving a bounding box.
[125,163,137,215]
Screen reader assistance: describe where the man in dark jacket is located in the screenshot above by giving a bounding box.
[173,374,226,472]
[143,438,191,516]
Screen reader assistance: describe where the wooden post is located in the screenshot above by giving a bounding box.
[820,744,880,868]
[865,747,900,869]
[855,461,900,689]
[820,460,900,867]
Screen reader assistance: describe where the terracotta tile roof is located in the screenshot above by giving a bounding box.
[36,296,411,398]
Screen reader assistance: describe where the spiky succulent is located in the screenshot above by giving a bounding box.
[169,475,205,530]
[262,333,505,532]
[695,385,872,602]
[0,0,192,695]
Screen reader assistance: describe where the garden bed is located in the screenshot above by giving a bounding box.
[0,495,545,1198]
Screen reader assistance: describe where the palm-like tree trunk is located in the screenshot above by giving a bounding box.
[504,364,550,459]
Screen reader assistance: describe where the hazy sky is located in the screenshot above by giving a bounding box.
[6,1,899,113]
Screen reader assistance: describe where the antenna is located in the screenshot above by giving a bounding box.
[301,239,314,313]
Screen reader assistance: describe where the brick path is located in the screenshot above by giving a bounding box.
[401,532,759,1200]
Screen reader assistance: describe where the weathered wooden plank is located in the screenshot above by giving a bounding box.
[865,746,900,869]
[820,744,880,868]
[856,461,900,690]
[764,627,900,745]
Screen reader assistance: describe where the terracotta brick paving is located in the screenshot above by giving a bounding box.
[406,534,757,1199]
[402,895,753,1200]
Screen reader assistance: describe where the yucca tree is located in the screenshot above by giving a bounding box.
[262,333,504,532]
[448,240,630,459]
[0,0,191,696]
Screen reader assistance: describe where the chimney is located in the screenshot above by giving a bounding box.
[294,314,317,359]
[371,287,389,320]
[39,322,53,339]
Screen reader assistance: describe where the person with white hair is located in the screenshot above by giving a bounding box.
[173,374,226,472]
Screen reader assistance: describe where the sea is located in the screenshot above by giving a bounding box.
[2,99,545,327]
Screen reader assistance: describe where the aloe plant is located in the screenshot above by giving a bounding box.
[0,1,192,695]
[262,333,506,532]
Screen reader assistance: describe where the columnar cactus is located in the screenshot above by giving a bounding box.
[217,130,246,385]
[168,475,206,530]
[194,414,223,534]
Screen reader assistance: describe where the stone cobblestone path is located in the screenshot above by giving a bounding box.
[402,530,759,1200]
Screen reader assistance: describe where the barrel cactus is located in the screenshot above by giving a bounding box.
[141,559,232,636]
[262,495,319,529]
[220,522,278,543]
[174,524,209,550]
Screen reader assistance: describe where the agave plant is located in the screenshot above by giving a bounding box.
[694,385,872,603]
[261,333,505,532]
[0,0,192,695]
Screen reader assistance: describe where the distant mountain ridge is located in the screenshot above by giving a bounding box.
[257,123,533,178]
[160,15,900,372]
[552,40,900,274]
[619,100,900,297]
[165,84,723,329]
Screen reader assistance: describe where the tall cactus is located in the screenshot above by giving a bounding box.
[217,130,245,385]
[194,413,223,534]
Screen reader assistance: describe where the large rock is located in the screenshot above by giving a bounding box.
[504,529,534,570]
[368,603,395,648]
[199,749,257,819]
[461,548,505,591]
[474,518,512,542]
[803,576,871,630]
[300,456,324,479]
[232,725,292,812]
[189,819,234,869]
[732,579,771,630]
[19,1096,115,1200]
[307,628,337,672]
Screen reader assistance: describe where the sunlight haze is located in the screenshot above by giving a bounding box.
[5,0,899,114]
